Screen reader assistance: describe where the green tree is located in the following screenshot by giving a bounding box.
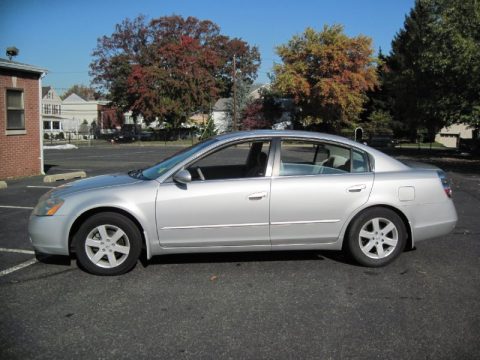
[360,50,397,137]
[272,25,378,133]
[387,0,480,141]
[199,115,217,140]
[225,79,253,131]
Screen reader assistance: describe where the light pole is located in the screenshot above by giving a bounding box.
[232,54,237,132]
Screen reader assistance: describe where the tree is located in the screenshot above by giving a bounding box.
[199,115,217,140]
[241,87,284,130]
[387,0,480,141]
[90,15,260,127]
[359,50,396,137]
[62,84,100,100]
[272,25,378,133]
[225,79,252,131]
[242,100,271,130]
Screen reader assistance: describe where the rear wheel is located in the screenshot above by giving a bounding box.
[74,212,142,275]
[346,208,406,267]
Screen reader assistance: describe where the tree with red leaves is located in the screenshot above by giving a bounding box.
[90,15,260,126]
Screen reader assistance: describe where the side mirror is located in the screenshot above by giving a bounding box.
[173,169,192,184]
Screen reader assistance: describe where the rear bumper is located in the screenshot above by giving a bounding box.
[409,200,458,243]
[28,214,70,255]
[413,219,457,243]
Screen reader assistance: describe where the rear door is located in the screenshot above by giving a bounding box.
[270,139,374,245]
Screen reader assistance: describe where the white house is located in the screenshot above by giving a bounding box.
[211,84,293,133]
[62,93,109,133]
[212,98,231,133]
[123,111,162,129]
[435,123,475,148]
[42,86,65,135]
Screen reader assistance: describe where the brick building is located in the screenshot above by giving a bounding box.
[0,58,46,179]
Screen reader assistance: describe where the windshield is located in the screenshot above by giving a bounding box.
[141,138,218,180]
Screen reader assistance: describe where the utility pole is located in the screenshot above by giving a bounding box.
[232,54,237,132]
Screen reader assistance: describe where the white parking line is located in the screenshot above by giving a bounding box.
[27,185,55,189]
[0,205,34,210]
[0,258,37,277]
[0,247,35,255]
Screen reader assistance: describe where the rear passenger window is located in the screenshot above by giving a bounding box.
[279,140,351,176]
[352,149,370,173]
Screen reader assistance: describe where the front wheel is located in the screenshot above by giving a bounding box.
[74,212,142,275]
[346,208,406,267]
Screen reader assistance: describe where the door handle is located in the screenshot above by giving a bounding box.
[248,192,267,200]
[347,184,366,193]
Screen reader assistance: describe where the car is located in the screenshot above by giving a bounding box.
[367,135,397,148]
[29,130,458,275]
[139,131,154,141]
[112,131,136,143]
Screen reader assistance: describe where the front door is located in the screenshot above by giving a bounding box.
[156,140,272,248]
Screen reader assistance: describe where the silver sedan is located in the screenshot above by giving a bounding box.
[29,130,457,275]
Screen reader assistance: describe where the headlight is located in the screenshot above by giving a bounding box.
[33,196,65,216]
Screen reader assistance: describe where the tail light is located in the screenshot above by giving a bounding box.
[437,170,452,198]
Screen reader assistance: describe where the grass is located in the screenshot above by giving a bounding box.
[396,141,446,149]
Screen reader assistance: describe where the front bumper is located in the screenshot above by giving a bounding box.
[28,214,70,255]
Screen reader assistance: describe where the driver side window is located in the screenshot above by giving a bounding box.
[187,140,271,181]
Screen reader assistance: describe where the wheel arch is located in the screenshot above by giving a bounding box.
[68,207,148,256]
[342,204,413,251]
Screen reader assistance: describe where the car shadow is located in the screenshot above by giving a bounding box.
[35,252,71,266]
[142,250,358,267]
[33,250,360,275]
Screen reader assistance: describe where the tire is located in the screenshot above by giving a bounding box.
[74,212,142,275]
[346,207,406,267]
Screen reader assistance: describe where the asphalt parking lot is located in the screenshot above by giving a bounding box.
[1,144,479,359]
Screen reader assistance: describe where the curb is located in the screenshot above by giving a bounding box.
[44,171,87,183]
[0,181,7,189]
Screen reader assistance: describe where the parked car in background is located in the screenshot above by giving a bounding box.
[29,130,457,275]
[112,131,137,143]
[139,132,154,141]
[367,135,396,148]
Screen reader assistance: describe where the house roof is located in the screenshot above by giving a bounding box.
[248,84,270,100]
[63,93,87,103]
[212,84,269,112]
[42,86,52,98]
[0,58,47,75]
[213,98,230,112]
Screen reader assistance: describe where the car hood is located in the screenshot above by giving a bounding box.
[50,173,143,198]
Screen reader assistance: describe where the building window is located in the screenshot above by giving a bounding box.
[43,121,51,130]
[6,89,25,130]
[52,121,60,130]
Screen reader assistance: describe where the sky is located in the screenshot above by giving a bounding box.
[0,0,414,95]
